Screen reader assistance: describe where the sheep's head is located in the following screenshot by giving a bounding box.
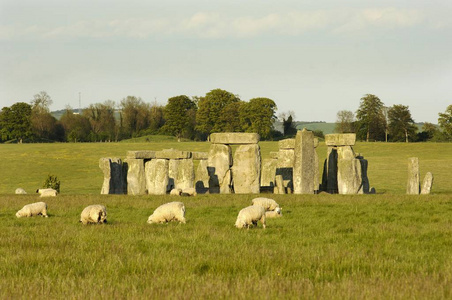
[15,210,23,218]
[147,214,155,224]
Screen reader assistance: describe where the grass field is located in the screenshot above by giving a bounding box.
[1,140,452,298]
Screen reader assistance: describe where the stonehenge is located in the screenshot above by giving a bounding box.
[99,131,376,196]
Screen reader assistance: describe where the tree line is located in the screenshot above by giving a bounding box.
[0,89,279,143]
[335,94,452,142]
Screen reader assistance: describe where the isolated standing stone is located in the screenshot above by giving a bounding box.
[407,157,420,195]
[293,129,315,194]
[99,157,126,194]
[232,144,261,194]
[208,144,232,194]
[145,159,169,195]
[421,172,433,195]
[125,158,146,195]
[195,159,210,192]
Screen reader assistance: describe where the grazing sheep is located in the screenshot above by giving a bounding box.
[36,188,58,197]
[170,188,182,196]
[235,205,266,229]
[80,205,107,225]
[181,187,197,197]
[251,197,279,211]
[147,201,186,224]
[265,207,283,218]
[16,202,48,218]
[15,188,27,194]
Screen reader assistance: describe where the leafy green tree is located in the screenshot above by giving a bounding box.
[59,107,91,142]
[83,101,117,141]
[355,94,386,141]
[334,110,355,133]
[438,105,452,140]
[214,101,244,133]
[30,91,59,141]
[240,97,277,140]
[119,96,151,138]
[417,122,438,142]
[0,102,33,143]
[195,89,241,138]
[388,105,417,142]
[279,111,297,137]
[161,95,197,141]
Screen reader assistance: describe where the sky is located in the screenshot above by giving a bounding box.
[1,0,451,123]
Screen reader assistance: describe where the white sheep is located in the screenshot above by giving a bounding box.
[235,205,266,229]
[16,202,48,218]
[265,207,283,218]
[181,187,197,197]
[80,205,107,225]
[170,188,182,196]
[147,201,186,224]
[15,188,27,194]
[36,188,58,197]
[251,197,279,211]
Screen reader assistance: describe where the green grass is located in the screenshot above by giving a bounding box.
[1,194,452,298]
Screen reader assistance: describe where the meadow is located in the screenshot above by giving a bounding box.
[1,140,452,298]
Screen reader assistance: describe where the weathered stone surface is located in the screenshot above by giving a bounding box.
[314,138,319,148]
[407,157,420,195]
[195,159,209,192]
[232,144,261,194]
[276,149,294,190]
[270,152,279,159]
[358,156,370,194]
[126,151,156,159]
[337,158,362,194]
[210,132,259,144]
[125,158,146,195]
[192,152,208,160]
[175,158,194,190]
[168,159,179,191]
[275,175,286,194]
[207,144,232,193]
[145,159,169,195]
[155,149,192,159]
[325,133,356,146]
[261,158,278,187]
[421,172,433,195]
[322,147,338,194]
[99,157,126,194]
[293,129,315,194]
[278,138,295,149]
[314,147,319,192]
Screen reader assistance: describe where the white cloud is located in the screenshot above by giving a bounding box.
[0,7,449,41]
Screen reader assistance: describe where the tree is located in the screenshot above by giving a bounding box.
[59,107,91,142]
[161,95,197,141]
[438,105,452,140]
[279,111,297,137]
[417,122,438,142]
[334,110,355,133]
[387,105,417,142]
[195,89,241,138]
[240,97,277,140]
[119,96,151,138]
[355,94,386,141]
[83,101,117,141]
[30,91,59,141]
[214,101,244,133]
[0,102,33,143]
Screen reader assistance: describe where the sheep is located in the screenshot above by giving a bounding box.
[80,205,107,225]
[147,201,186,224]
[15,188,27,194]
[235,205,266,229]
[170,188,182,196]
[36,188,58,197]
[181,187,197,197]
[16,202,48,218]
[265,207,283,218]
[251,197,279,211]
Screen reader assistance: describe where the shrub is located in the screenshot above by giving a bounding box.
[43,174,60,193]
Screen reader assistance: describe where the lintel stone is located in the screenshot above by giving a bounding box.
[325,134,356,146]
[155,149,192,159]
[127,150,156,159]
[278,138,295,149]
[209,132,259,144]
[192,152,208,160]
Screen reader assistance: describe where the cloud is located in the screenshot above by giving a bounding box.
[0,7,449,41]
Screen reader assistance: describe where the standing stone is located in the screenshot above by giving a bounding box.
[145,159,169,195]
[175,158,194,190]
[337,146,362,194]
[275,175,286,194]
[125,158,146,195]
[99,158,126,194]
[261,157,278,188]
[313,138,319,193]
[358,156,370,194]
[407,157,420,195]
[195,159,210,192]
[276,149,294,192]
[421,172,433,195]
[207,144,232,194]
[293,129,315,194]
[323,147,338,193]
[232,144,261,194]
[168,159,179,191]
